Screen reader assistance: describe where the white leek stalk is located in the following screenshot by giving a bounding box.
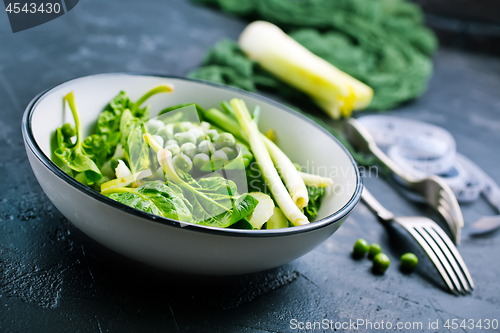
[238,21,373,119]
[261,136,309,209]
[231,98,309,226]
[247,192,275,229]
[100,169,153,193]
[115,159,131,178]
[299,172,334,188]
[266,207,289,229]
[101,160,152,193]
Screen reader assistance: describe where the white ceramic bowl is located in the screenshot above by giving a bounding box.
[22,73,362,275]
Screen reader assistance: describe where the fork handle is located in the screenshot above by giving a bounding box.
[361,187,395,222]
[346,119,416,184]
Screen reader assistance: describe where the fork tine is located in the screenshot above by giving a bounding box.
[437,199,460,244]
[414,226,464,294]
[405,227,457,294]
[439,189,464,230]
[431,225,475,290]
[439,190,461,226]
[437,199,455,229]
[422,226,471,293]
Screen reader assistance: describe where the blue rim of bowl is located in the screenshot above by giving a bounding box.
[22,72,363,237]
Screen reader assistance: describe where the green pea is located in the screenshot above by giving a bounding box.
[180,122,194,132]
[193,153,210,169]
[400,253,418,270]
[61,123,76,138]
[214,133,235,149]
[196,134,208,145]
[188,128,207,145]
[146,120,164,135]
[200,121,211,132]
[353,239,369,257]
[173,123,183,134]
[173,153,192,173]
[373,253,390,273]
[157,126,173,141]
[212,150,228,162]
[211,150,228,169]
[206,129,219,141]
[368,243,382,259]
[166,144,180,156]
[221,147,236,160]
[198,140,215,156]
[165,139,178,146]
[180,142,198,159]
[174,132,197,145]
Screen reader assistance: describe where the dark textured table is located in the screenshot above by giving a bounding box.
[1,1,500,332]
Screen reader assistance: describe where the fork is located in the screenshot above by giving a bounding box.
[345,118,464,244]
[362,187,474,294]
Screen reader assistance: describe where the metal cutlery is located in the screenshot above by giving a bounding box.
[345,118,464,244]
[362,187,474,294]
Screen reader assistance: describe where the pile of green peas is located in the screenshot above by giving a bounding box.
[352,239,418,273]
[146,120,238,173]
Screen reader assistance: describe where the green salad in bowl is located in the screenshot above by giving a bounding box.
[51,84,333,230]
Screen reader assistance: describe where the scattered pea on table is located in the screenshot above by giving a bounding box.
[401,253,418,270]
[373,253,390,273]
[368,243,382,259]
[353,238,370,257]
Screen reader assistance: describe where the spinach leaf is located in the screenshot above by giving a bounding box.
[51,126,75,176]
[120,109,142,151]
[106,181,192,222]
[176,171,258,227]
[304,186,325,219]
[96,91,128,135]
[96,86,173,161]
[54,92,102,185]
[82,134,110,168]
[186,190,258,228]
[126,122,151,175]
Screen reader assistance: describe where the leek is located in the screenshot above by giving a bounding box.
[261,136,309,209]
[200,106,333,193]
[247,192,275,229]
[238,21,373,119]
[266,207,289,229]
[299,172,334,188]
[231,98,309,226]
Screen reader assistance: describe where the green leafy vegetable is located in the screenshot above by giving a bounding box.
[81,134,110,168]
[96,85,173,159]
[303,186,325,219]
[232,98,309,226]
[127,124,151,175]
[96,91,132,135]
[157,148,258,228]
[105,181,192,222]
[54,92,102,185]
[179,171,258,227]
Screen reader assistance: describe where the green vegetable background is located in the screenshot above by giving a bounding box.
[190,0,437,111]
